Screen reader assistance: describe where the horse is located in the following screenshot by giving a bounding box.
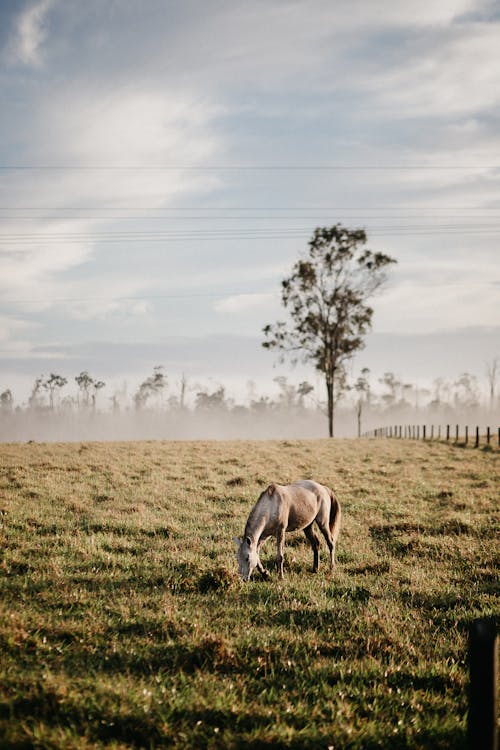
[234,479,341,580]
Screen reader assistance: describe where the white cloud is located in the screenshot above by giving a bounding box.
[374,277,499,334]
[0,86,222,313]
[366,22,500,118]
[214,292,278,314]
[7,0,53,67]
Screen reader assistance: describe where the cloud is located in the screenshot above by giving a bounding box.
[364,22,500,119]
[6,0,53,67]
[0,86,222,313]
[214,293,277,314]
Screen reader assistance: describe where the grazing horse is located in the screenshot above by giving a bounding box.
[234,479,341,580]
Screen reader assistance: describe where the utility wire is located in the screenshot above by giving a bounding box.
[0,164,498,170]
[0,228,499,245]
[1,206,498,211]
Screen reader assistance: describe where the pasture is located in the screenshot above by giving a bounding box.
[0,438,498,749]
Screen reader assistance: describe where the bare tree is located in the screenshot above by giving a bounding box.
[263,224,396,436]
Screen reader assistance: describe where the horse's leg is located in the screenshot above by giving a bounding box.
[275,529,285,579]
[304,523,321,573]
[316,520,335,571]
[256,538,271,578]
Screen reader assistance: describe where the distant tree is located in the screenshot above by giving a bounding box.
[75,371,94,408]
[43,373,67,410]
[195,386,228,411]
[0,389,13,412]
[354,367,370,437]
[485,358,498,409]
[110,394,120,413]
[250,395,272,413]
[263,224,396,436]
[273,376,297,409]
[28,377,45,410]
[297,381,314,408]
[453,372,480,409]
[379,372,401,408]
[134,366,166,410]
[179,374,188,410]
[91,380,106,411]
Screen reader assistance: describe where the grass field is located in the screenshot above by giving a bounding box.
[0,438,498,749]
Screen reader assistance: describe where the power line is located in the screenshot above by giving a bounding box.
[0,227,499,246]
[1,215,500,222]
[0,164,498,170]
[2,226,500,241]
[1,206,499,211]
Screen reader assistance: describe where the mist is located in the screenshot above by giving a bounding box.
[1,401,498,444]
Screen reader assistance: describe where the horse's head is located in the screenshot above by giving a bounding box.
[234,536,259,581]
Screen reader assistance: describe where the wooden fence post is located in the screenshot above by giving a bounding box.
[446,424,450,441]
[475,426,479,449]
[486,426,490,445]
[438,425,441,440]
[430,425,434,440]
[456,424,459,443]
[468,617,498,750]
[465,426,468,445]
[423,425,426,440]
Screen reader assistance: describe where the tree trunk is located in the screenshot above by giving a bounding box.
[326,379,334,438]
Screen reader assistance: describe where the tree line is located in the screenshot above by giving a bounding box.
[1,366,497,440]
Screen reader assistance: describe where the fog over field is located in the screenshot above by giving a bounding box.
[1,368,498,442]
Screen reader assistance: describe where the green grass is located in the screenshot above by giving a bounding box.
[0,438,498,749]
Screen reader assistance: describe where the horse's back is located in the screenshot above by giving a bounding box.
[280,480,330,531]
[290,480,331,500]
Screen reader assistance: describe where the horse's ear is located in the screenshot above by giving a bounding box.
[233,536,241,547]
[267,483,276,496]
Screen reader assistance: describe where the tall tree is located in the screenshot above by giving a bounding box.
[263,224,396,436]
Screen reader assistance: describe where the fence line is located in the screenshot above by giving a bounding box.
[362,424,500,448]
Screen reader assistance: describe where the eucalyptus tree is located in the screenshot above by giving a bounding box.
[263,224,396,437]
[44,373,68,410]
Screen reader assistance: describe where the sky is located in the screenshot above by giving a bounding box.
[0,0,499,407]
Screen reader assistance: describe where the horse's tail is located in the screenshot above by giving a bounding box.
[329,489,341,543]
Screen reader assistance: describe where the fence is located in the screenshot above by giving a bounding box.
[362,424,500,448]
